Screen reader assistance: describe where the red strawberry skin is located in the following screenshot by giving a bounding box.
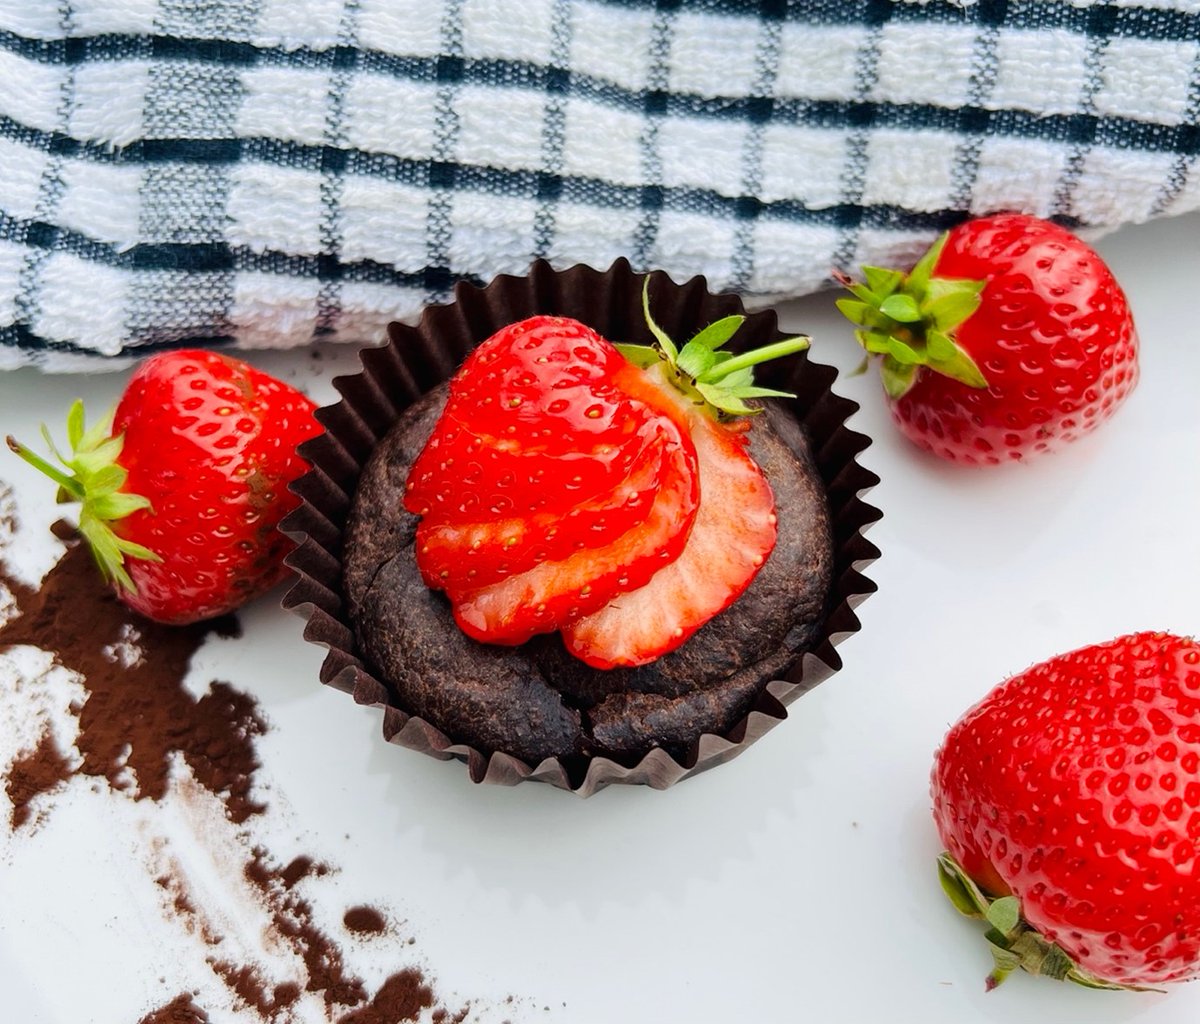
[112,350,321,624]
[932,631,1200,986]
[895,214,1138,464]
[405,317,661,526]
[404,315,702,644]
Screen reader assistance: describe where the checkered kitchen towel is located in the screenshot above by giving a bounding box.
[1,0,1198,369]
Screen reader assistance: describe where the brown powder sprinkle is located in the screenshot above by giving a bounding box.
[0,541,262,822]
[336,968,434,1024]
[6,729,73,829]
[344,905,388,936]
[245,846,368,1010]
[210,960,302,1019]
[0,487,33,620]
[136,993,209,1024]
[0,505,518,1023]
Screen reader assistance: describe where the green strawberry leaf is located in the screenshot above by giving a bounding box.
[686,315,745,351]
[40,423,67,465]
[878,293,922,323]
[927,332,988,389]
[906,232,948,293]
[78,407,115,453]
[880,359,918,399]
[718,366,755,390]
[857,330,893,356]
[8,402,158,596]
[842,279,877,304]
[91,491,153,521]
[1066,967,1158,993]
[74,436,124,476]
[925,329,957,362]
[937,854,989,918]
[695,383,760,417]
[613,343,660,369]
[641,277,678,362]
[725,384,796,400]
[862,265,905,298]
[66,399,85,450]
[1019,936,1073,981]
[834,229,993,399]
[677,343,718,380]
[934,853,1158,994]
[835,298,872,327]
[885,337,922,365]
[923,277,985,333]
[88,464,126,496]
[624,275,811,419]
[984,896,1021,937]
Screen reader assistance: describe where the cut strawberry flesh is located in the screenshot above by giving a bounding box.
[561,379,777,669]
[448,419,699,645]
[415,429,668,591]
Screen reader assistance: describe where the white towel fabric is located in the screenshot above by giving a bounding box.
[0,0,1198,369]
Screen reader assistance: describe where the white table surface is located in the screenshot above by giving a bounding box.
[2,210,1199,1024]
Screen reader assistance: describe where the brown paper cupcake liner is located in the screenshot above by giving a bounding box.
[281,258,881,796]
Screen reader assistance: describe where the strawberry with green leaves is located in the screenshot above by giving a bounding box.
[932,631,1200,990]
[8,349,321,624]
[404,281,809,668]
[837,213,1138,465]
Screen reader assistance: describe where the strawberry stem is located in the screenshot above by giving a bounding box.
[6,436,85,499]
[617,276,811,419]
[701,337,811,383]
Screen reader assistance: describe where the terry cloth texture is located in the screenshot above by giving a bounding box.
[0,0,1198,368]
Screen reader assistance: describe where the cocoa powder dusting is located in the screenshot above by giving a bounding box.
[155,874,198,920]
[0,542,263,822]
[0,487,33,617]
[0,512,508,1023]
[137,994,209,1024]
[245,847,368,1009]
[344,905,388,936]
[6,729,73,828]
[336,969,434,1024]
[210,961,301,1018]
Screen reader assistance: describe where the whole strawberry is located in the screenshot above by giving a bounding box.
[932,631,1200,990]
[837,213,1138,464]
[8,349,321,624]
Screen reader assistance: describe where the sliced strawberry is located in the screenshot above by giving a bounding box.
[415,428,667,591]
[404,318,657,521]
[401,291,809,667]
[448,415,699,646]
[560,377,778,669]
[405,409,651,520]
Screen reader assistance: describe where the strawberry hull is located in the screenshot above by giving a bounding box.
[282,259,882,796]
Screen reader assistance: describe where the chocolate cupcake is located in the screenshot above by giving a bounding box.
[283,259,880,795]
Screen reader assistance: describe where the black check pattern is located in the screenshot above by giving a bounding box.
[0,0,1197,364]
